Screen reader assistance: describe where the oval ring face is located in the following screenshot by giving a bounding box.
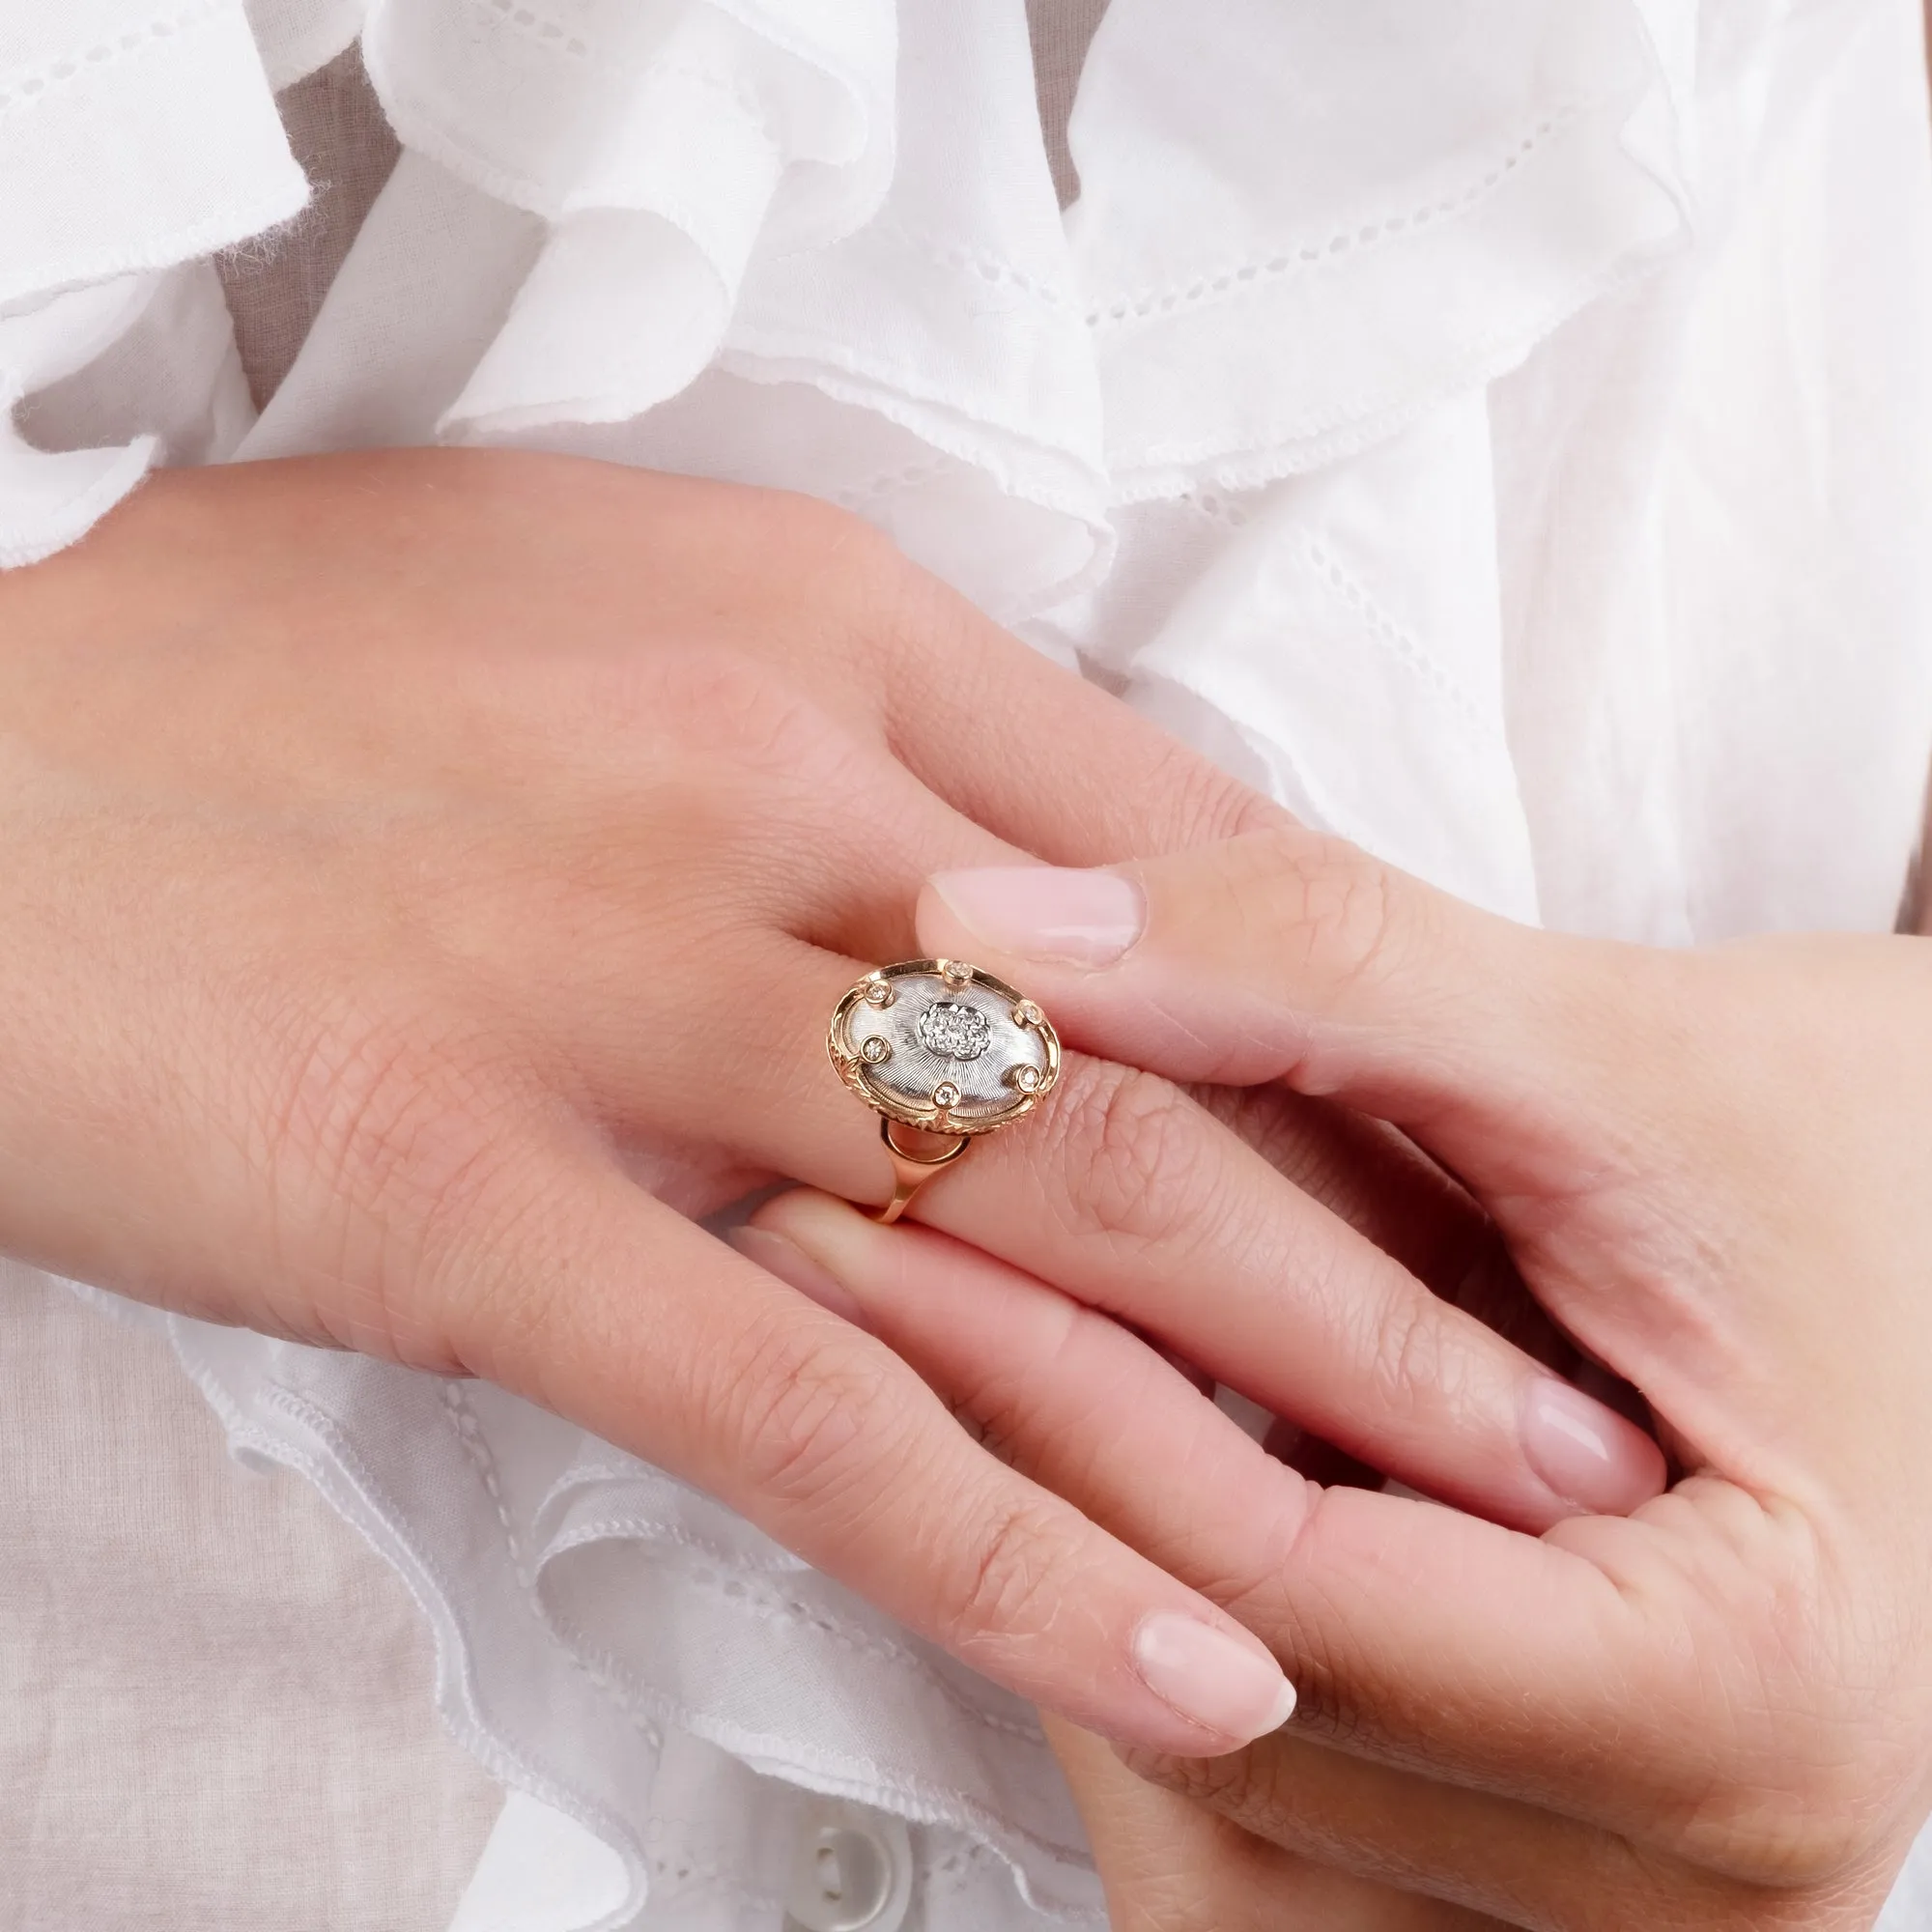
[828,959,1061,1135]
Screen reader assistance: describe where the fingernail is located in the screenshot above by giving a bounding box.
[1131,1613,1296,1745]
[1520,1378,1662,1515]
[927,867,1145,969]
[731,1226,869,1330]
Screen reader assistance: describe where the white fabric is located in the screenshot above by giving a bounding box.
[4,0,1932,1926]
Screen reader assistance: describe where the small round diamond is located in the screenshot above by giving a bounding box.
[917,1002,991,1061]
[1012,1000,1043,1029]
[939,959,972,987]
[860,1035,892,1065]
[864,979,895,1009]
[932,1081,961,1108]
[1011,1065,1040,1094]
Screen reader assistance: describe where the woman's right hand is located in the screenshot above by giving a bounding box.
[0,450,1659,1750]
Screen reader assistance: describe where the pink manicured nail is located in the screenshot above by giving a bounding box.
[1131,1613,1296,1744]
[927,867,1146,968]
[1520,1378,1663,1515]
[731,1226,869,1330]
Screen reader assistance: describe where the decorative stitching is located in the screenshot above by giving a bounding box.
[1303,533,1497,736]
[1180,488,1252,530]
[469,0,591,60]
[392,45,778,224]
[0,1,234,120]
[209,1369,1098,1882]
[446,1400,1043,1753]
[440,1382,666,1748]
[441,1381,532,1587]
[720,327,1106,503]
[1109,246,1670,484]
[633,57,776,142]
[639,1824,785,1911]
[831,454,953,510]
[543,1524,1046,1745]
[230,1378,649,1877]
[1084,99,1589,330]
[534,1501,806,1575]
[544,1625,1096,1871]
[869,220,1077,315]
[923,1836,1006,1896]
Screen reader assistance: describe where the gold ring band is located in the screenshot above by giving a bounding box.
[873,1119,971,1226]
[828,959,1061,1223]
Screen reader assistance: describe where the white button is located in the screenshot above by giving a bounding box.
[782,1802,912,1932]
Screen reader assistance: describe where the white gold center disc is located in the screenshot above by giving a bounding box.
[829,960,1061,1135]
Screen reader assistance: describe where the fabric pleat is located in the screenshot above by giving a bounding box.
[6,1,1932,1922]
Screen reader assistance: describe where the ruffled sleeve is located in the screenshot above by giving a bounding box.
[1066,0,1691,496]
[0,1,308,565]
[18,4,1932,1927]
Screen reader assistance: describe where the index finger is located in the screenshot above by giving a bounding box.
[417,1127,1295,1759]
[870,570,1290,863]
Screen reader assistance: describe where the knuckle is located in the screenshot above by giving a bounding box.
[1288,842,1400,996]
[1122,1743,1261,1813]
[1152,742,1290,849]
[1361,1286,1464,1429]
[257,1001,537,1360]
[727,1312,900,1508]
[1049,1060,1219,1252]
[945,1492,1090,1651]
[1225,829,1406,1011]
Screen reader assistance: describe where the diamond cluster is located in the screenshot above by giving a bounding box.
[916,1001,991,1062]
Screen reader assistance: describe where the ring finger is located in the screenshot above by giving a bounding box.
[557,749,1663,1532]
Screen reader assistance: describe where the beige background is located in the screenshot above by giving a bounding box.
[0,1268,501,1930]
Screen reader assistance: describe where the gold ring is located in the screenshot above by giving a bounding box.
[827,958,1062,1224]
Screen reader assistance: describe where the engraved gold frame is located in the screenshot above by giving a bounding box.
[827,958,1062,1225]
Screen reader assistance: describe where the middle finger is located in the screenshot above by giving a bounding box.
[594,753,1662,1531]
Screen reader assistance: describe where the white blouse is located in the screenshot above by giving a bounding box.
[5,2,1932,1926]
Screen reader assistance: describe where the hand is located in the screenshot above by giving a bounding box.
[747,829,1932,1925]
[0,457,1660,1754]
[1046,1714,1502,1931]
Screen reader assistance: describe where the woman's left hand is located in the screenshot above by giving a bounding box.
[743,828,1932,1929]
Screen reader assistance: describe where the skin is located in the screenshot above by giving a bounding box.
[751,826,1932,1927]
[0,449,1661,1759]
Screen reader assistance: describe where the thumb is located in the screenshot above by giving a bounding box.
[918,829,1652,1193]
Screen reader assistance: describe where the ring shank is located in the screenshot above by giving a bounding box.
[872,1118,972,1225]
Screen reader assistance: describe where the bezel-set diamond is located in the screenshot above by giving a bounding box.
[829,959,1061,1134]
